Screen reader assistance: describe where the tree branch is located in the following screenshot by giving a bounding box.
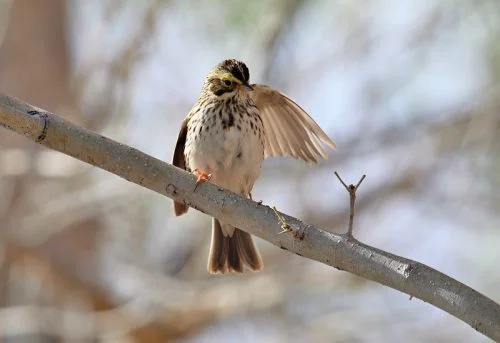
[0,93,499,341]
[334,172,366,238]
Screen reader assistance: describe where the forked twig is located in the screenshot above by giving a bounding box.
[334,172,366,238]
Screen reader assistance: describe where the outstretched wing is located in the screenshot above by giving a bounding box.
[249,84,335,163]
[172,118,189,216]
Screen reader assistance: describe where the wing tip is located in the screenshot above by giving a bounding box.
[315,139,337,162]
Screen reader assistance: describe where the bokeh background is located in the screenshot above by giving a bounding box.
[0,0,499,342]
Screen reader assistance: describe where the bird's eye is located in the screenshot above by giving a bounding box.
[223,79,232,86]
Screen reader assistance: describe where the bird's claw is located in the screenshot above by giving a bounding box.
[193,168,212,191]
[249,193,263,205]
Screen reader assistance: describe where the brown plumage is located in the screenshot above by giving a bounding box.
[172,59,335,274]
[249,85,335,162]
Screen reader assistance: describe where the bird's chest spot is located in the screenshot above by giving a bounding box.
[186,105,262,172]
[221,110,235,131]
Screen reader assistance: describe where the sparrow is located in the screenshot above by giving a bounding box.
[172,59,335,274]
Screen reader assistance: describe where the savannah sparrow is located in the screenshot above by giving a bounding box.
[172,59,335,274]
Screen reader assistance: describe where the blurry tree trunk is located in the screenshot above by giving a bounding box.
[0,0,101,307]
[0,0,76,119]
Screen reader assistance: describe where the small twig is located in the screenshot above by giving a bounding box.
[249,193,263,206]
[355,175,366,189]
[273,206,305,239]
[335,172,349,189]
[273,206,291,235]
[334,172,366,238]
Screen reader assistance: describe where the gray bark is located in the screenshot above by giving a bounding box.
[0,93,499,341]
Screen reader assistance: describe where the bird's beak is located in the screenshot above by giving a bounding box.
[244,83,254,91]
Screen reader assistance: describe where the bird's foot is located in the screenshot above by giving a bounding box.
[193,168,212,191]
[248,193,263,206]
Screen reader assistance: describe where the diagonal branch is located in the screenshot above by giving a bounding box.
[0,93,499,341]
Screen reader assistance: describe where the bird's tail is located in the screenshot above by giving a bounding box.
[208,218,263,274]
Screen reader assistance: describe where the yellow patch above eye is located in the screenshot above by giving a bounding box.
[219,72,242,84]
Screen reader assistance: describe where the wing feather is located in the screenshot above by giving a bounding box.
[172,118,189,216]
[250,84,335,163]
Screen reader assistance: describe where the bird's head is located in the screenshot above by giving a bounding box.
[205,59,254,97]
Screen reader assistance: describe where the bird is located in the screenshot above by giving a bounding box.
[172,59,335,274]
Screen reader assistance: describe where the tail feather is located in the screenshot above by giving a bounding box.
[173,201,188,216]
[208,218,263,274]
[208,219,229,274]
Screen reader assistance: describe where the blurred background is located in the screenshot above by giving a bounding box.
[0,0,499,342]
